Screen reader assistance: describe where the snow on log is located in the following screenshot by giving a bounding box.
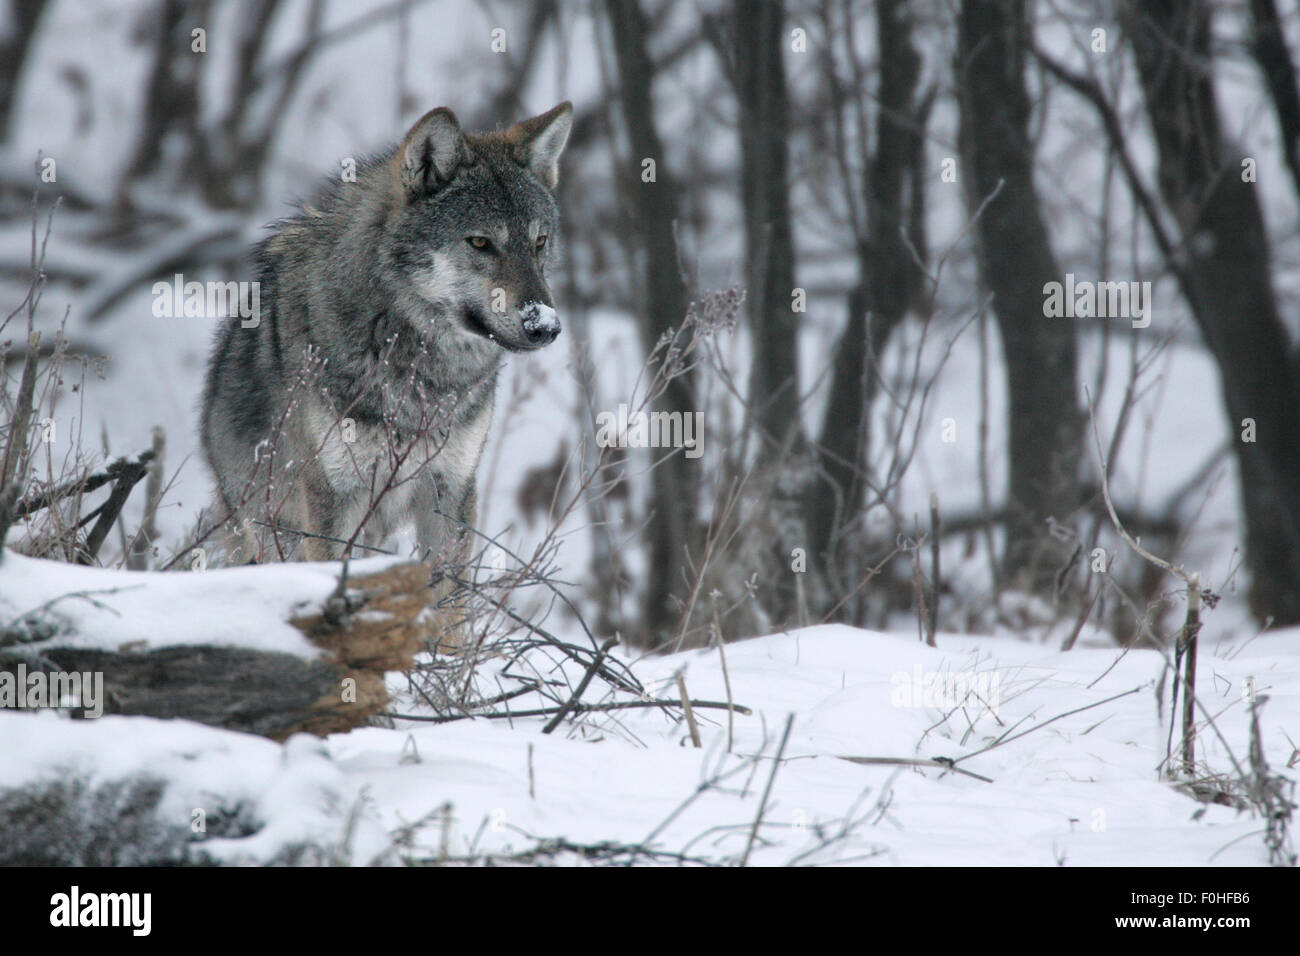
[0,553,434,739]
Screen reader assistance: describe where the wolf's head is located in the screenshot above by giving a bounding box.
[388,102,572,354]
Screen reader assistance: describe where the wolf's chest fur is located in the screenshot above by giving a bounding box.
[299,382,493,531]
[307,399,492,499]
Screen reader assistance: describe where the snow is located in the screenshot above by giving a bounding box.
[3,617,1293,865]
[521,301,560,337]
[0,710,392,865]
[0,550,409,656]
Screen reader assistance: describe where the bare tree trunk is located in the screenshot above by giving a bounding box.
[719,0,812,626]
[957,0,1082,595]
[1125,0,1300,625]
[731,0,801,448]
[810,0,927,605]
[205,0,283,208]
[604,0,697,647]
[1249,0,1300,201]
[483,0,557,123]
[0,0,47,141]
[123,0,206,188]
[123,0,321,209]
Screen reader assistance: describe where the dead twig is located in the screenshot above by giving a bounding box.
[837,754,993,784]
[542,637,618,734]
[0,482,22,560]
[928,492,940,644]
[74,452,155,565]
[740,713,794,867]
[1086,387,1208,778]
[711,597,735,752]
[126,427,166,570]
[675,673,701,748]
[1,330,40,492]
[1179,576,1201,775]
[950,685,1146,768]
[386,697,751,724]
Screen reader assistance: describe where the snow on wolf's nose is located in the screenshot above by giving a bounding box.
[521,301,561,345]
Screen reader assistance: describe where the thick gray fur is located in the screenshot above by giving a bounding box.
[201,103,572,562]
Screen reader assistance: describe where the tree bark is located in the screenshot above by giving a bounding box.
[732,0,801,448]
[1125,0,1300,625]
[603,0,698,647]
[811,0,927,604]
[1248,0,1300,202]
[957,0,1082,595]
[0,0,48,141]
[123,0,205,188]
[723,0,813,625]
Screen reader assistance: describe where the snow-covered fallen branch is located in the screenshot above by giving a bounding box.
[0,552,434,738]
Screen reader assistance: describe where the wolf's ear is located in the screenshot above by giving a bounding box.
[505,101,573,189]
[398,108,471,198]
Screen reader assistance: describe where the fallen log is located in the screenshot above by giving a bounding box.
[0,555,434,740]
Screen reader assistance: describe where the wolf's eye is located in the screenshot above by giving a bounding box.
[535,235,549,253]
[467,236,492,251]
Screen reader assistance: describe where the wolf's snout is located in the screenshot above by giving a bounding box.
[521,301,561,347]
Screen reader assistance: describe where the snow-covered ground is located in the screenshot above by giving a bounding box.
[3,605,1295,865]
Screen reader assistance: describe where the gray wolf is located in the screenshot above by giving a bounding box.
[200,102,572,563]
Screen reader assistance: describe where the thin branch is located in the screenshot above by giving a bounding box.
[950,685,1146,767]
[740,713,794,867]
[386,697,752,724]
[837,754,994,784]
[542,637,617,734]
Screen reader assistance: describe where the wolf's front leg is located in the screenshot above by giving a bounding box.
[295,461,351,561]
[413,479,478,653]
[413,479,476,567]
[451,485,477,568]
